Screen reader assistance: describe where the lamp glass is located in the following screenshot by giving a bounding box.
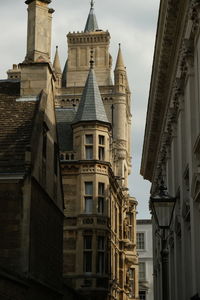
[152,198,175,228]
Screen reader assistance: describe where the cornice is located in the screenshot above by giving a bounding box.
[141,0,189,182]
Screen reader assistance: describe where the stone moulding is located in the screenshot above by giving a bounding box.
[141,0,192,183]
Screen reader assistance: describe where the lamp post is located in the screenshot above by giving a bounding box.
[150,180,176,300]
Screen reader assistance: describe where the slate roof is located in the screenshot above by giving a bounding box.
[73,68,109,124]
[56,108,76,151]
[62,59,68,87]
[0,81,38,173]
[84,3,99,32]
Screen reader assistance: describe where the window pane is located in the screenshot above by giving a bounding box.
[98,182,105,195]
[85,182,93,195]
[139,291,146,300]
[139,262,146,280]
[97,252,104,274]
[84,252,92,272]
[99,146,105,160]
[86,146,93,159]
[136,233,145,250]
[85,197,92,213]
[98,197,104,214]
[99,135,105,145]
[84,236,92,249]
[85,134,93,144]
[98,237,105,250]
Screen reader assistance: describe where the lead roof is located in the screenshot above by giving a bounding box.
[84,1,99,32]
[73,67,109,125]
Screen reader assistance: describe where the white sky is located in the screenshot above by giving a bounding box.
[0,0,160,219]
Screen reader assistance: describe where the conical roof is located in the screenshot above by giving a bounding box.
[84,0,99,32]
[74,66,109,124]
[62,59,68,87]
[53,46,62,74]
[115,44,126,71]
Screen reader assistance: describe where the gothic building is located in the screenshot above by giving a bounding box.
[54,2,138,299]
[0,1,138,299]
[0,0,64,298]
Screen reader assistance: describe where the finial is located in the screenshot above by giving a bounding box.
[119,43,121,48]
[90,48,94,69]
[90,0,94,8]
[56,45,58,49]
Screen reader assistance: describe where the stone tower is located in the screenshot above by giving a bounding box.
[55,2,138,300]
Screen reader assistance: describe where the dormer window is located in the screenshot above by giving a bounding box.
[85,134,93,160]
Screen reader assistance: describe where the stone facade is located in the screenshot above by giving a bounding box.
[0,1,138,299]
[0,1,64,299]
[136,220,153,300]
[141,0,200,299]
[55,3,138,300]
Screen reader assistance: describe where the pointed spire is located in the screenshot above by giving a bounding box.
[74,54,109,124]
[115,43,126,71]
[62,59,68,87]
[53,46,62,74]
[84,1,99,32]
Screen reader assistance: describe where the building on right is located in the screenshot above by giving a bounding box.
[136,220,153,300]
[141,1,200,300]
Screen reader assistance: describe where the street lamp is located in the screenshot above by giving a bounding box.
[150,180,176,300]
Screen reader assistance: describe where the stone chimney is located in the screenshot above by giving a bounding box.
[25,0,54,63]
[20,0,56,97]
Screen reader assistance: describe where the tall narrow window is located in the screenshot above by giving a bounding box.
[98,182,105,214]
[139,291,146,300]
[83,236,92,273]
[136,233,145,250]
[84,182,93,213]
[139,262,146,281]
[129,268,135,298]
[98,135,105,160]
[97,236,105,274]
[85,134,93,160]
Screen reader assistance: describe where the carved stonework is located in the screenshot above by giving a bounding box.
[113,139,127,150]
[189,0,200,34]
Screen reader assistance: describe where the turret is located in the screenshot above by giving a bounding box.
[53,46,62,88]
[72,53,111,162]
[114,43,126,94]
[63,1,112,87]
[113,44,130,186]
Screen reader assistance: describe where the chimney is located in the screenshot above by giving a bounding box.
[25,0,54,63]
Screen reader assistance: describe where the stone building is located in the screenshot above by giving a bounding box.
[0,1,138,299]
[141,0,200,299]
[136,220,153,300]
[0,0,64,299]
[54,1,138,300]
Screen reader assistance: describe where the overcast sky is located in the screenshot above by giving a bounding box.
[0,0,160,219]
